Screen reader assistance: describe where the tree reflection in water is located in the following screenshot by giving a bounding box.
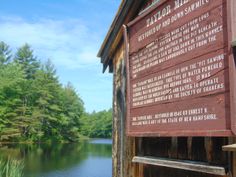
[0,139,112,177]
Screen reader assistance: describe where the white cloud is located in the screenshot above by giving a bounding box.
[0,15,113,112]
[0,16,101,69]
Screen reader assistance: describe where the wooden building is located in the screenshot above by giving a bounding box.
[98,0,236,177]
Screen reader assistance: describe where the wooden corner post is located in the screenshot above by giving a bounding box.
[228,0,236,136]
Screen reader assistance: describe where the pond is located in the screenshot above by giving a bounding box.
[0,139,112,177]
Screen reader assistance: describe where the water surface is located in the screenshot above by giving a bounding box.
[0,139,112,177]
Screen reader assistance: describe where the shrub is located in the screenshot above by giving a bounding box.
[0,157,24,177]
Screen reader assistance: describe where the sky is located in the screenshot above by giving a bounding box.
[0,0,120,112]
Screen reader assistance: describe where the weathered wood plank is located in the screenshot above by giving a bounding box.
[170,137,178,159]
[227,0,236,136]
[233,153,236,177]
[132,156,227,176]
[222,144,236,152]
[205,137,213,162]
[128,93,231,137]
[187,137,193,160]
[125,0,235,137]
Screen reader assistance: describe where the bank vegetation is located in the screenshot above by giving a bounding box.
[0,41,112,143]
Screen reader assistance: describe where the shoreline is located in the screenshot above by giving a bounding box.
[0,137,112,145]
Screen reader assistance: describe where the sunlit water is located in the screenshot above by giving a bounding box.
[0,139,112,177]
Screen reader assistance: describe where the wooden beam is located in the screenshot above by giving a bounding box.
[204,137,213,162]
[187,137,192,159]
[228,0,236,136]
[233,153,236,177]
[132,156,227,176]
[170,137,178,158]
[222,144,236,152]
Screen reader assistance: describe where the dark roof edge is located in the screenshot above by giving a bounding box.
[97,0,133,65]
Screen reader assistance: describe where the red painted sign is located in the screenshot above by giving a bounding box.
[125,0,236,136]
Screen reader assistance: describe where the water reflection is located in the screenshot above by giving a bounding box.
[0,139,112,177]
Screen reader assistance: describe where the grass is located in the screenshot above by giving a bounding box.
[0,157,24,177]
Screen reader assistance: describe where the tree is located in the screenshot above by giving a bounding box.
[14,44,39,79]
[59,83,84,141]
[80,109,112,138]
[0,63,26,141]
[0,42,86,142]
[11,44,40,140]
[31,61,62,141]
[0,41,12,65]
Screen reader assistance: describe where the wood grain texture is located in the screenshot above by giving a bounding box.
[132,156,227,176]
[125,0,234,137]
[222,144,236,152]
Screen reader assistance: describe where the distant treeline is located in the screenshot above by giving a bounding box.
[0,41,112,142]
[80,109,112,139]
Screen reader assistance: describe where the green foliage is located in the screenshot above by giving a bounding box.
[0,42,85,142]
[14,44,40,79]
[0,63,26,141]
[0,41,12,65]
[80,109,112,138]
[59,83,84,141]
[0,42,112,142]
[0,157,24,177]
